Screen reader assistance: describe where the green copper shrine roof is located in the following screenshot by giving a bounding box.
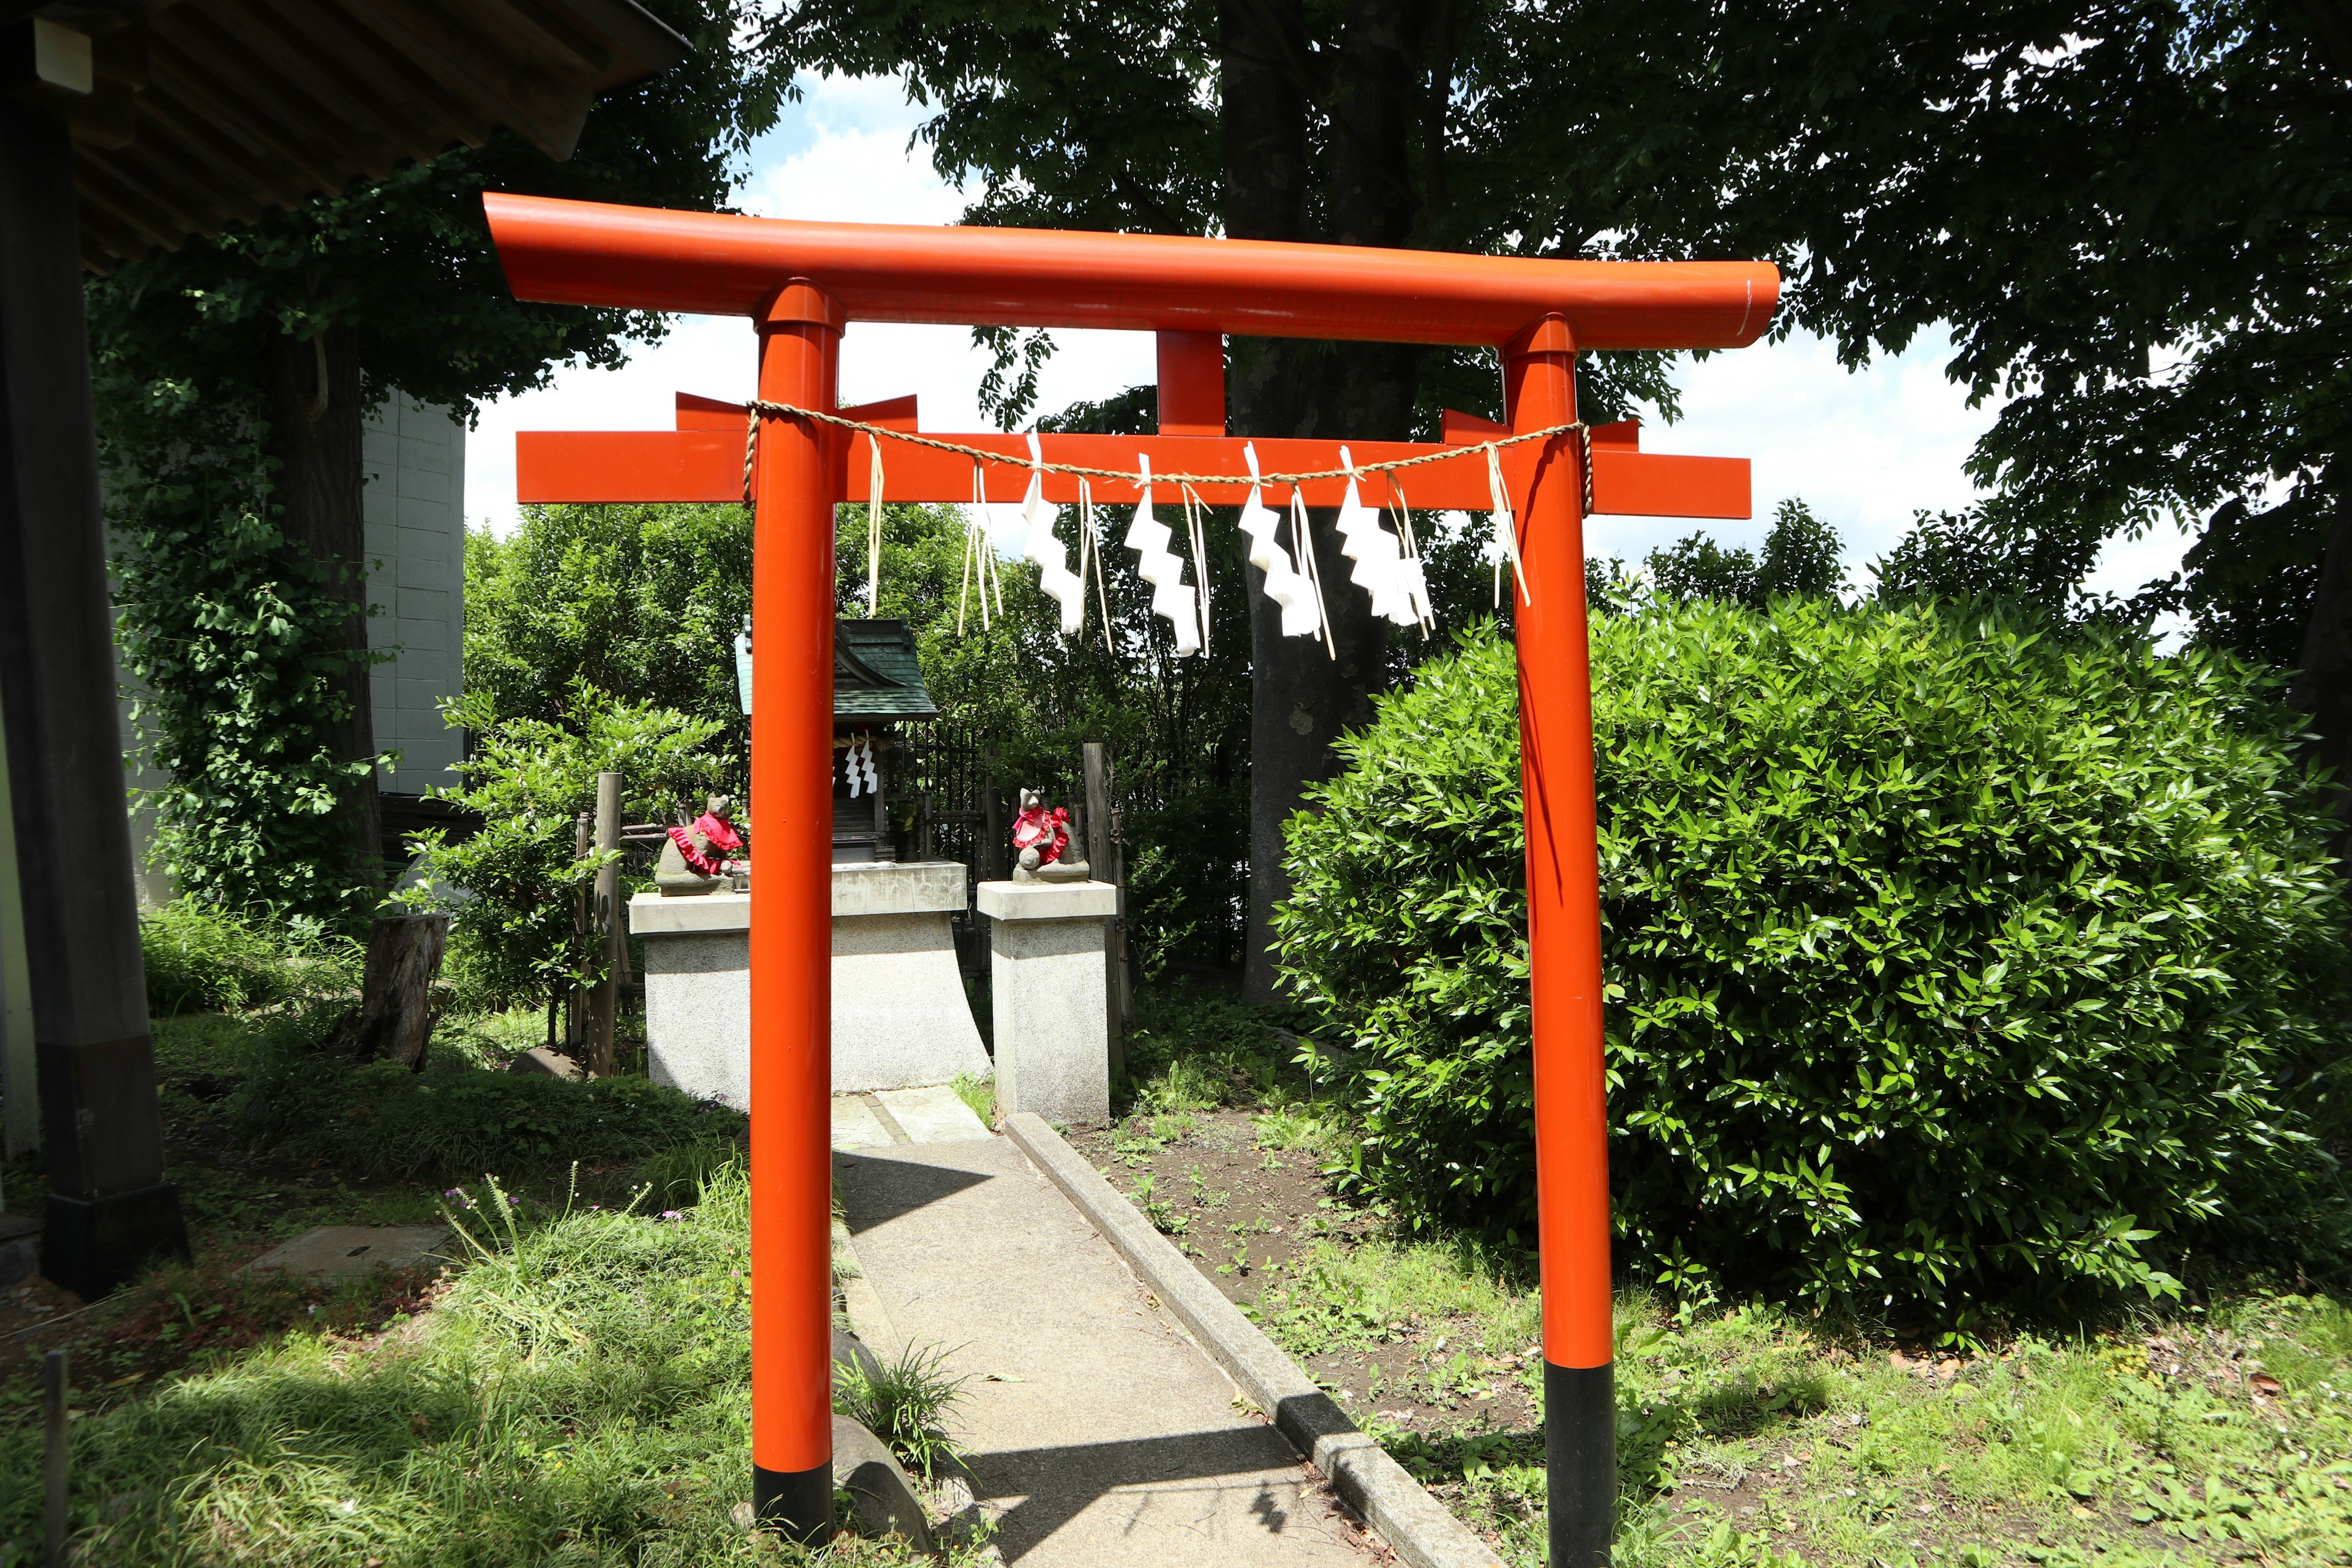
[834,619,939,722]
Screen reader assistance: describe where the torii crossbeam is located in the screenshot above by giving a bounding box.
[487,192,1777,1567]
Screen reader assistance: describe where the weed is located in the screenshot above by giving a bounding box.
[834,1343,970,1481]
[1252,1106,1333,1153]
[1126,1174,1188,1236]
[950,1072,996,1127]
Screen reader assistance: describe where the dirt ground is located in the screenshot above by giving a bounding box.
[1068,1107,1542,1441]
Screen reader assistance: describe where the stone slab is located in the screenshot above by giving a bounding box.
[976,878,1118,921]
[834,1137,1370,1567]
[628,889,749,935]
[628,863,967,937]
[832,861,966,917]
[990,906,1110,1124]
[243,1225,452,1280]
[832,1095,895,1150]
[873,1084,991,1142]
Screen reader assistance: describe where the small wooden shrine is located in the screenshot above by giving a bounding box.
[831,619,937,863]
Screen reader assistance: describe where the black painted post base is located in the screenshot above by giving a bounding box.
[754,1463,833,1543]
[1546,1359,1616,1567]
[42,1183,189,1300]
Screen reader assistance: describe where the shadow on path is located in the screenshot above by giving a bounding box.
[962,1425,1334,1562]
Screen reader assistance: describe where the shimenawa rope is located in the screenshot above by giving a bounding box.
[737,399,1594,515]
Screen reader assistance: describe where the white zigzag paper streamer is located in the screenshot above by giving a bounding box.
[1121,454,1200,657]
[1333,447,1418,627]
[1239,443,1323,641]
[1020,432,1087,636]
[844,735,879,797]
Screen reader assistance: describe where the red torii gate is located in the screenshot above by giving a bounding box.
[486,191,1777,1565]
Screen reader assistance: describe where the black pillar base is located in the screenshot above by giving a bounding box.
[42,1183,189,1300]
[754,1462,833,1544]
[1546,1359,1616,1567]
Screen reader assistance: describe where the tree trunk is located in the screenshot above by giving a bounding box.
[1226,0,1428,1003]
[262,326,382,910]
[2291,457,2352,856]
[342,913,448,1071]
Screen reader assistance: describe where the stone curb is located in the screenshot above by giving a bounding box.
[1003,1112,1503,1568]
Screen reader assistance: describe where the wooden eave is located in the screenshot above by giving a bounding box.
[10,0,685,273]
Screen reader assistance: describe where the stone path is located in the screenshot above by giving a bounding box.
[830,1095,1373,1566]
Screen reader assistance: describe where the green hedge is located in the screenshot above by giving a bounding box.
[1273,603,2350,1322]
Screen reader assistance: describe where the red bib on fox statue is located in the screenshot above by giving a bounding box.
[1010,791,1069,867]
[1010,788,1089,882]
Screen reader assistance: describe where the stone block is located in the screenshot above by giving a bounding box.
[832,1412,932,1550]
[873,1084,990,1141]
[978,880,1112,1124]
[639,928,752,1109]
[0,1212,38,1289]
[243,1225,451,1280]
[832,911,990,1092]
[631,867,989,1101]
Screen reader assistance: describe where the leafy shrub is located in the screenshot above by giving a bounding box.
[1273,605,2350,1321]
[406,688,731,1010]
[140,902,358,1016]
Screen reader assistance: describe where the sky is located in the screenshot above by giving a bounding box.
[464,73,2190,605]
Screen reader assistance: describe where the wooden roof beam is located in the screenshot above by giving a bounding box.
[159,3,412,176]
[144,48,350,198]
[342,0,594,160]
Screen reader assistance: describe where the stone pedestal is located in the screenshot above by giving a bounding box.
[975,880,1115,1124]
[630,862,989,1107]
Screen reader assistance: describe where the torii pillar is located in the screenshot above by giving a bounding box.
[486,192,1778,1564]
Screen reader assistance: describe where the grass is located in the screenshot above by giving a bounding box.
[1253,1232,1542,1362]
[1101,982,2352,1568]
[832,1344,970,1482]
[140,902,358,1017]
[1118,979,1318,1117]
[148,998,746,1184]
[948,1072,995,1128]
[1315,1270,2352,1568]
[0,1161,946,1566]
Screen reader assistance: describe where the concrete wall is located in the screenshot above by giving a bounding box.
[364,391,466,794]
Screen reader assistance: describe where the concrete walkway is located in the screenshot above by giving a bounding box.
[831,1096,1373,1566]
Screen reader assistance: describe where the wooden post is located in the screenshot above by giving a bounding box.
[568,809,592,1054]
[586,771,621,1077]
[1082,743,1125,1080]
[43,1348,66,1566]
[982,747,1003,882]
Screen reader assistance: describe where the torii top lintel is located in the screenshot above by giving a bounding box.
[483,194,1780,351]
